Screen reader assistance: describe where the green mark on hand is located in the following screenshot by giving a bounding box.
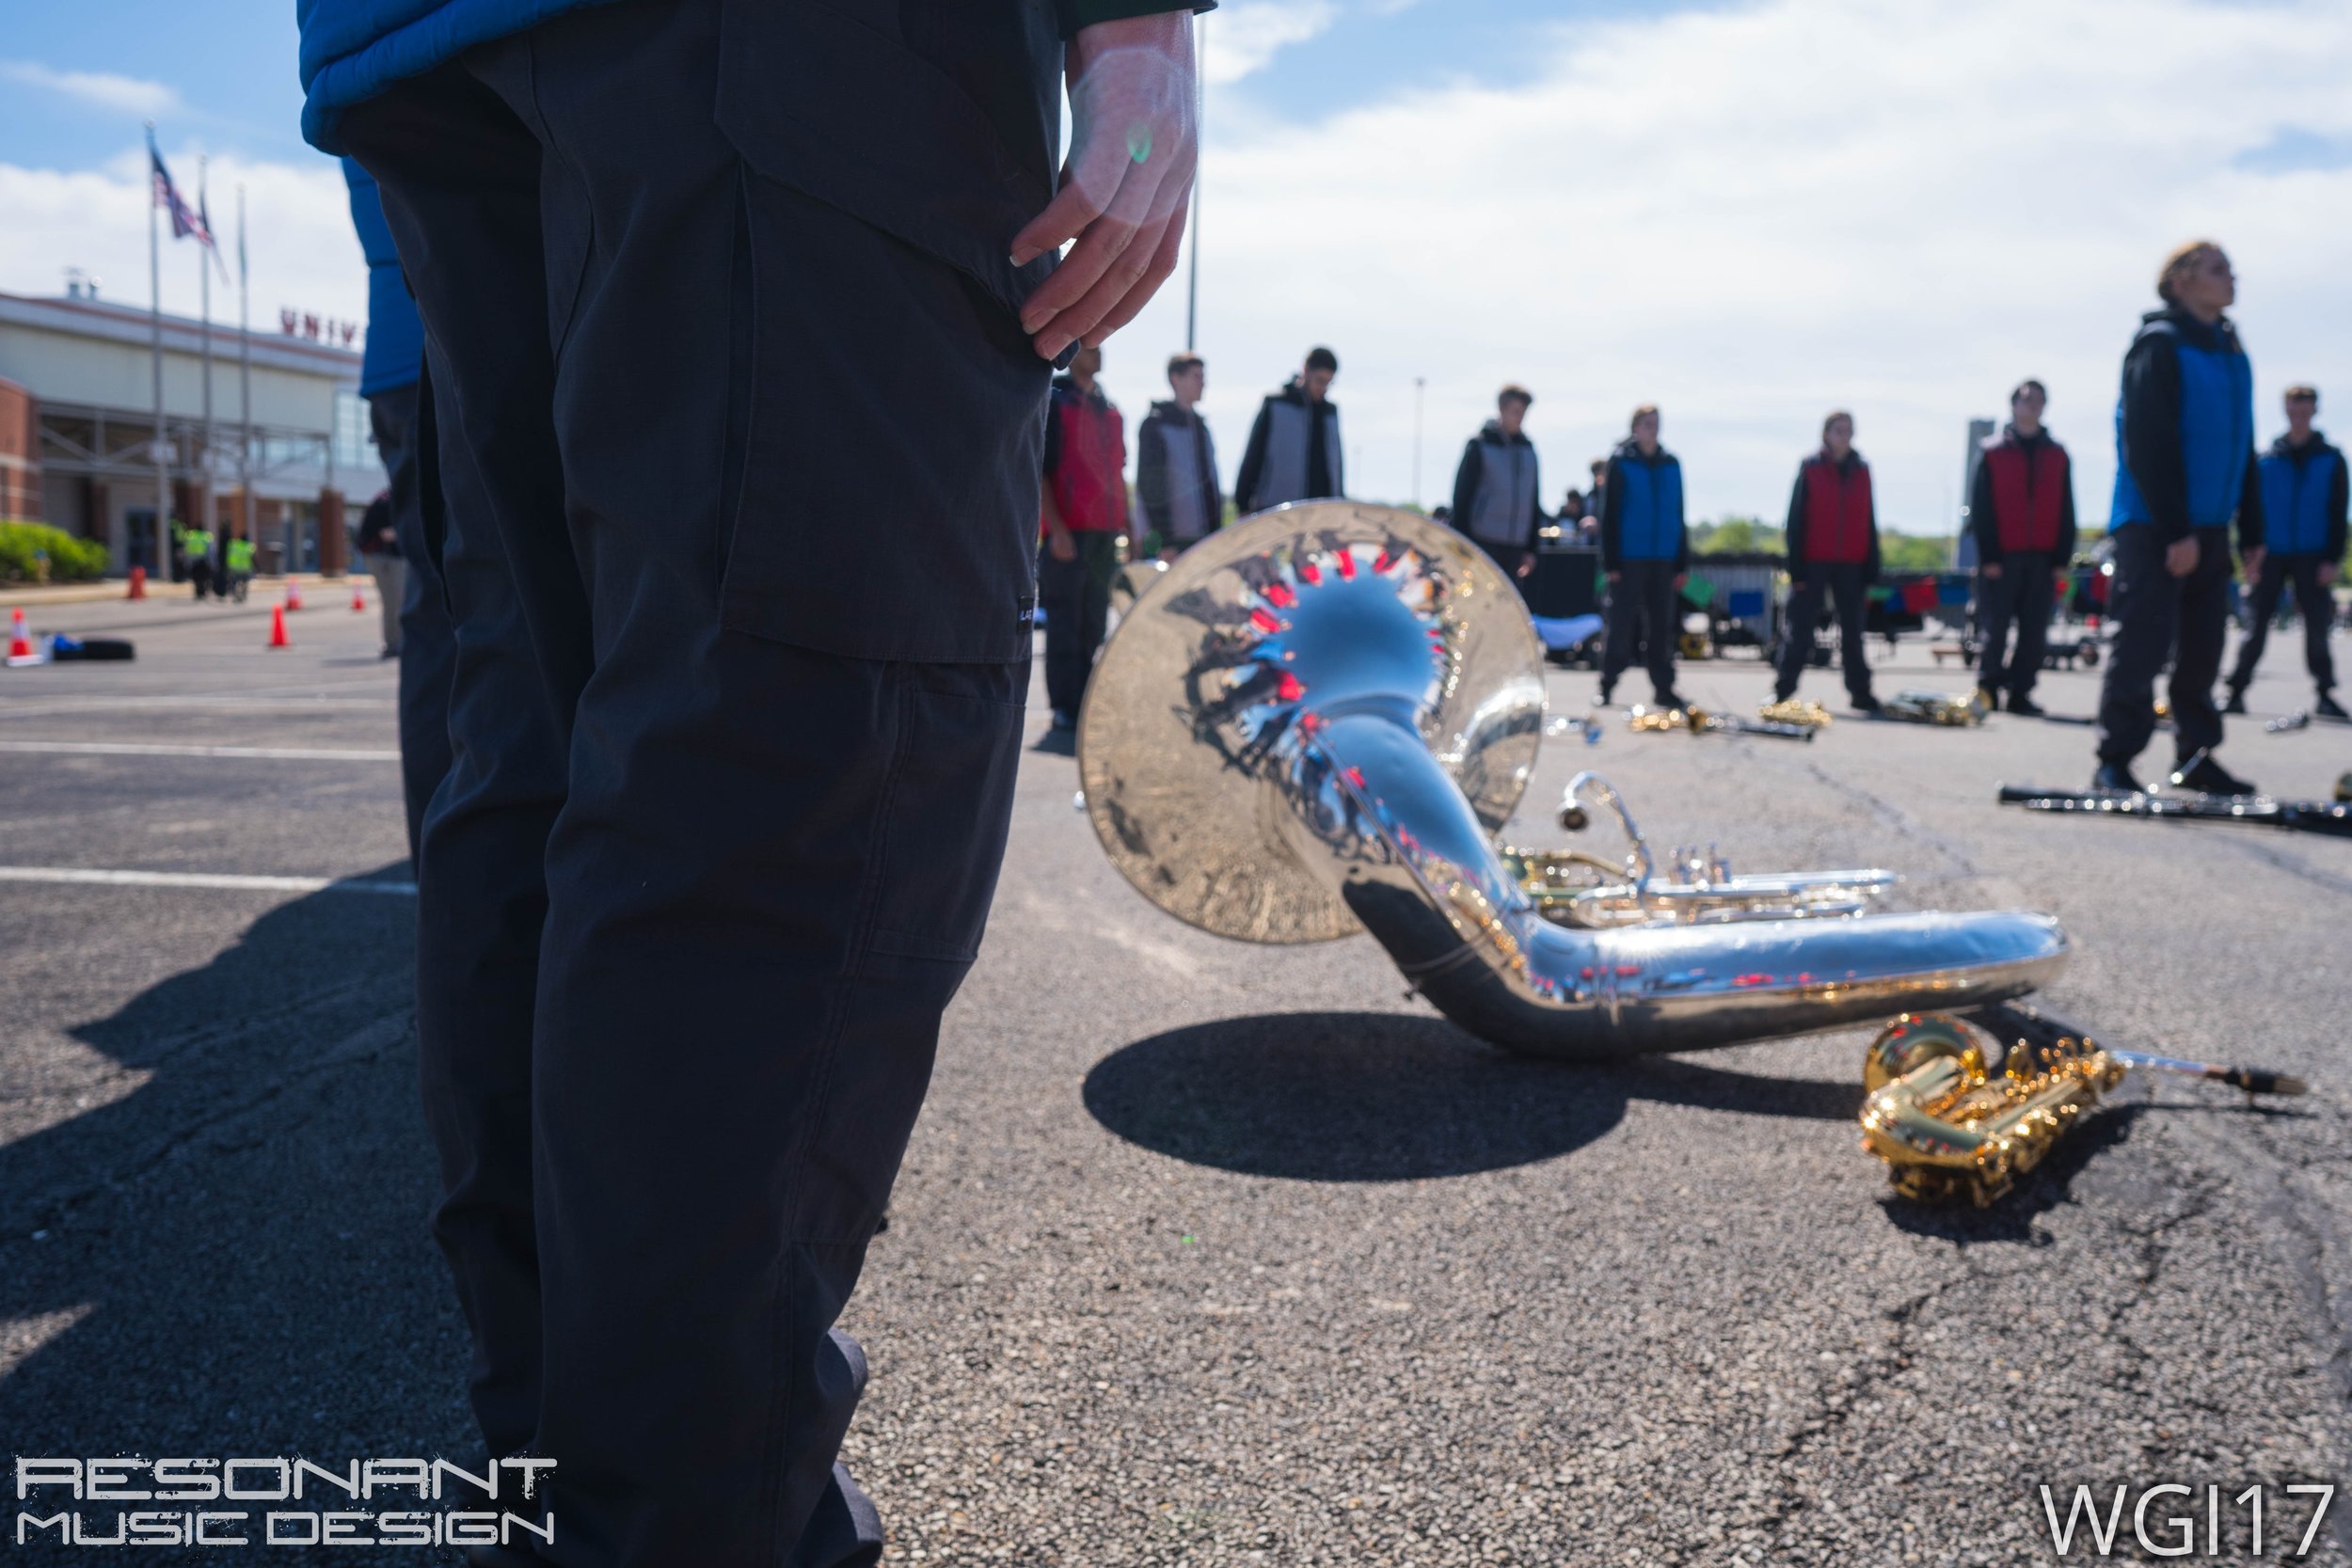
[1128,123,1153,165]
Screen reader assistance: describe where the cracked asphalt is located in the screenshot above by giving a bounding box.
[2,592,2349,1565]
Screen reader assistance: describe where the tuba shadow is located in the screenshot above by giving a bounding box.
[1081,1009,1862,1182]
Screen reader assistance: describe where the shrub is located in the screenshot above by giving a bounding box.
[0,519,110,583]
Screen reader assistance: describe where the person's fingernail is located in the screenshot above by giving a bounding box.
[1009,249,1036,268]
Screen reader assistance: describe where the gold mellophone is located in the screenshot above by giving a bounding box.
[1859,1003,2304,1206]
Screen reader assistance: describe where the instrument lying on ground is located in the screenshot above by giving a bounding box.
[1625,704,1815,742]
[1860,1003,2306,1205]
[1996,778,2352,838]
[2266,709,2311,734]
[1077,503,2067,1060]
[1877,689,1992,726]
[1759,698,1833,731]
[1507,770,1897,928]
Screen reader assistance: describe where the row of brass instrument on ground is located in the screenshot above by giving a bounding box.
[1998,760,2352,839]
[1879,688,1993,726]
[1074,504,2301,1207]
[1624,703,1818,742]
[1860,1004,2304,1206]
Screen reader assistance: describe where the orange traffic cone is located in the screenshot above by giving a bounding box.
[7,608,38,667]
[126,565,147,600]
[266,603,291,649]
[285,578,304,611]
[351,581,367,612]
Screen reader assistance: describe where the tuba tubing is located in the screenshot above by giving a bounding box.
[1078,503,2069,1062]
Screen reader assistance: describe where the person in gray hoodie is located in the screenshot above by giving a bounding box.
[1236,346,1343,512]
[1136,352,1223,557]
[1450,384,1543,584]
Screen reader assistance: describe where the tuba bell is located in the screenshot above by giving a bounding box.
[1076,503,2068,1061]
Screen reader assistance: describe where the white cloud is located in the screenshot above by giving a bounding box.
[1204,0,1342,87]
[1097,0,2352,533]
[0,60,180,119]
[0,144,365,332]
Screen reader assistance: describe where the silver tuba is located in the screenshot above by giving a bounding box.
[1076,503,2067,1061]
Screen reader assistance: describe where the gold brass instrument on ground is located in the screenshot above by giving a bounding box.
[1878,688,1992,726]
[1759,698,1833,730]
[1625,704,1815,742]
[1860,1003,2306,1206]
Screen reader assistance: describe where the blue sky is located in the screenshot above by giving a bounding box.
[5,0,2351,529]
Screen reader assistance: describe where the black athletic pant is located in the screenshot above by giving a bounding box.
[342,5,1032,1562]
[2098,524,2230,766]
[1041,529,1119,719]
[1976,550,2055,701]
[2227,553,2337,696]
[1775,562,1875,703]
[1601,559,1678,701]
[367,379,457,863]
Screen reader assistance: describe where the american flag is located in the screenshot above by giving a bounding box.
[147,129,213,249]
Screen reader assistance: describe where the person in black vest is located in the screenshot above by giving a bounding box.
[1136,352,1221,559]
[1235,347,1343,511]
[2224,385,2346,719]
[1597,403,1688,708]
[2096,239,2262,795]
[1969,379,2076,717]
[316,2,1207,1562]
[1450,384,1542,584]
[1774,410,1882,712]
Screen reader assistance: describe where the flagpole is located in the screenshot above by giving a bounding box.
[199,155,216,555]
[1184,10,1203,354]
[238,183,252,554]
[148,122,169,578]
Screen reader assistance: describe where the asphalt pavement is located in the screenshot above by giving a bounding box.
[4,588,2349,1566]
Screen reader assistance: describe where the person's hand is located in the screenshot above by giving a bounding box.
[1047,529,1078,563]
[2322,560,2340,587]
[2240,545,2265,582]
[2165,536,2200,578]
[1981,561,2003,579]
[1009,14,1199,361]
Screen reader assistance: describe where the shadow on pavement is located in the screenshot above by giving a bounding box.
[0,866,473,1563]
[1082,1009,1861,1181]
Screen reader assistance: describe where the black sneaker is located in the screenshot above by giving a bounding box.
[2092,761,2144,794]
[2221,689,2248,716]
[1653,690,1688,711]
[1050,709,1077,733]
[2317,693,2349,721]
[2006,693,2046,718]
[1851,693,1883,715]
[2169,753,2256,797]
[1595,686,1614,708]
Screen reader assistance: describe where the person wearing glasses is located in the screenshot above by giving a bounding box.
[2096,240,2264,795]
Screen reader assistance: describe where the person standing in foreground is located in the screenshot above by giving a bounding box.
[343,156,453,863]
[1040,344,1129,732]
[2224,385,2346,720]
[1235,346,1343,512]
[2096,240,2262,795]
[305,1,1204,1562]
[1969,379,2076,718]
[1136,352,1221,560]
[1597,403,1688,709]
[1774,410,1882,713]
[1450,384,1543,583]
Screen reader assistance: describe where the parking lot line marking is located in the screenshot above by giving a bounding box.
[0,866,417,895]
[0,740,400,761]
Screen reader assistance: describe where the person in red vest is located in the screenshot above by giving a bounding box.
[1774,410,1883,711]
[1968,379,2077,717]
[1040,343,1130,733]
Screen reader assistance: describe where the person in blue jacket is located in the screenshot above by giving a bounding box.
[1597,403,1689,708]
[342,157,452,864]
[2223,385,2346,719]
[2094,240,2265,796]
[300,1,1207,1564]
